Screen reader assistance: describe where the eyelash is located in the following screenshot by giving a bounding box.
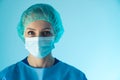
[27,31,52,37]
[28,31,35,36]
[41,31,52,37]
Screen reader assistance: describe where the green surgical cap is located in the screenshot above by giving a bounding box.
[17,3,64,43]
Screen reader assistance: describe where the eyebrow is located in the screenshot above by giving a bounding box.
[26,28,36,31]
[42,28,51,30]
[26,27,51,31]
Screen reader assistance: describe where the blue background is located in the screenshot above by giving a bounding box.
[0,0,120,80]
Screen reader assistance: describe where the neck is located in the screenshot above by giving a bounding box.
[27,54,55,68]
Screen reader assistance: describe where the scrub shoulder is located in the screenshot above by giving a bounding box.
[60,61,87,80]
[0,63,18,79]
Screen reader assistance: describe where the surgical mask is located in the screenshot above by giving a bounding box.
[25,36,55,58]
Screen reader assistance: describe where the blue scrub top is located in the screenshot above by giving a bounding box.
[0,58,87,80]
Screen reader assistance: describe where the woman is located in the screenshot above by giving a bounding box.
[0,3,87,80]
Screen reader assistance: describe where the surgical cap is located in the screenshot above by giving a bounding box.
[17,3,64,43]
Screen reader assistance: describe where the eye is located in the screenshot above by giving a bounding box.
[27,31,35,36]
[41,31,52,37]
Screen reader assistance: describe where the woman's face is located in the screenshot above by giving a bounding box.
[24,20,54,38]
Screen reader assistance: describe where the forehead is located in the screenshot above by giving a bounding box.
[25,20,52,30]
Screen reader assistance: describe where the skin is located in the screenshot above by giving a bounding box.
[24,20,55,68]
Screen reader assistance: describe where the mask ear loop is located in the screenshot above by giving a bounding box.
[50,25,56,43]
[49,25,55,37]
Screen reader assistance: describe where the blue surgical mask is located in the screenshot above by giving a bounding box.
[25,36,55,58]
